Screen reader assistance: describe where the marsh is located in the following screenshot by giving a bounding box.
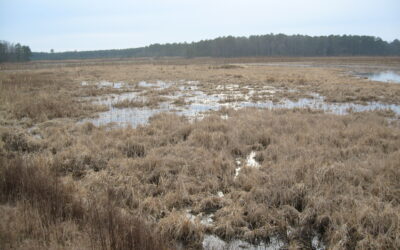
[1,57,400,249]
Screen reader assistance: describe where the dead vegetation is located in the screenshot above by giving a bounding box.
[0,71,108,124]
[1,108,400,249]
[0,157,169,250]
[2,57,400,110]
[1,57,400,249]
[212,64,244,69]
[112,96,169,109]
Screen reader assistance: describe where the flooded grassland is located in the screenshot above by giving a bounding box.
[1,57,400,250]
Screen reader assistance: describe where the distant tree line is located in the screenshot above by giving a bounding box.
[0,41,32,62]
[32,34,400,61]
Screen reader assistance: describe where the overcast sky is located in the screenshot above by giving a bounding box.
[1,0,399,52]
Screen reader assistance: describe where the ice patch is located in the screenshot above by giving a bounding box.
[202,234,285,250]
[203,235,226,250]
[200,214,214,226]
[186,210,214,226]
[234,153,260,179]
[312,235,326,250]
[138,80,172,89]
[98,81,125,89]
[186,212,197,222]
[234,158,242,179]
[220,114,229,120]
[216,84,239,90]
[246,151,260,168]
[234,167,242,179]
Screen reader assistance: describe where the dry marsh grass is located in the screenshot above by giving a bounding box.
[0,157,169,250]
[0,71,108,125]
[1,57,400,249]
[112,96,169,109]
[2,108,399,249]
[3,57,400,110]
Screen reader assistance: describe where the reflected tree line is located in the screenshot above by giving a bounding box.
[0,41,32,62]
[4,34,400,62]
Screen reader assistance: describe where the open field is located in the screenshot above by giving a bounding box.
[1,57,400,249]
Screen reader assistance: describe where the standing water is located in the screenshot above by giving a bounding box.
[81,80,400,128]
[358,71,400,83]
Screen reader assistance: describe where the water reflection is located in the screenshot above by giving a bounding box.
[81,81,400,128]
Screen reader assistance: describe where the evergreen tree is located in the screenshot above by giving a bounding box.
[0,41,33,62]
[29,34,400,61]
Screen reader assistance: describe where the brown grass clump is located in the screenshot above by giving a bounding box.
[0,72,108,123]
[112,99,148,108]
[157,211,204,248]
[172,97,189,106]
[1,130,41,153]
[12,93,78,120]
[0,157,84,222]
[119,139,146,158]
[0,157,170,250]
[196,197,225,214]
[112,96,169,109]
[213,64,244,69]
[87,189,169,250]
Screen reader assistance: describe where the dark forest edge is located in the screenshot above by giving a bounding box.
[0,41,32,62]
[3,34,400,62]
